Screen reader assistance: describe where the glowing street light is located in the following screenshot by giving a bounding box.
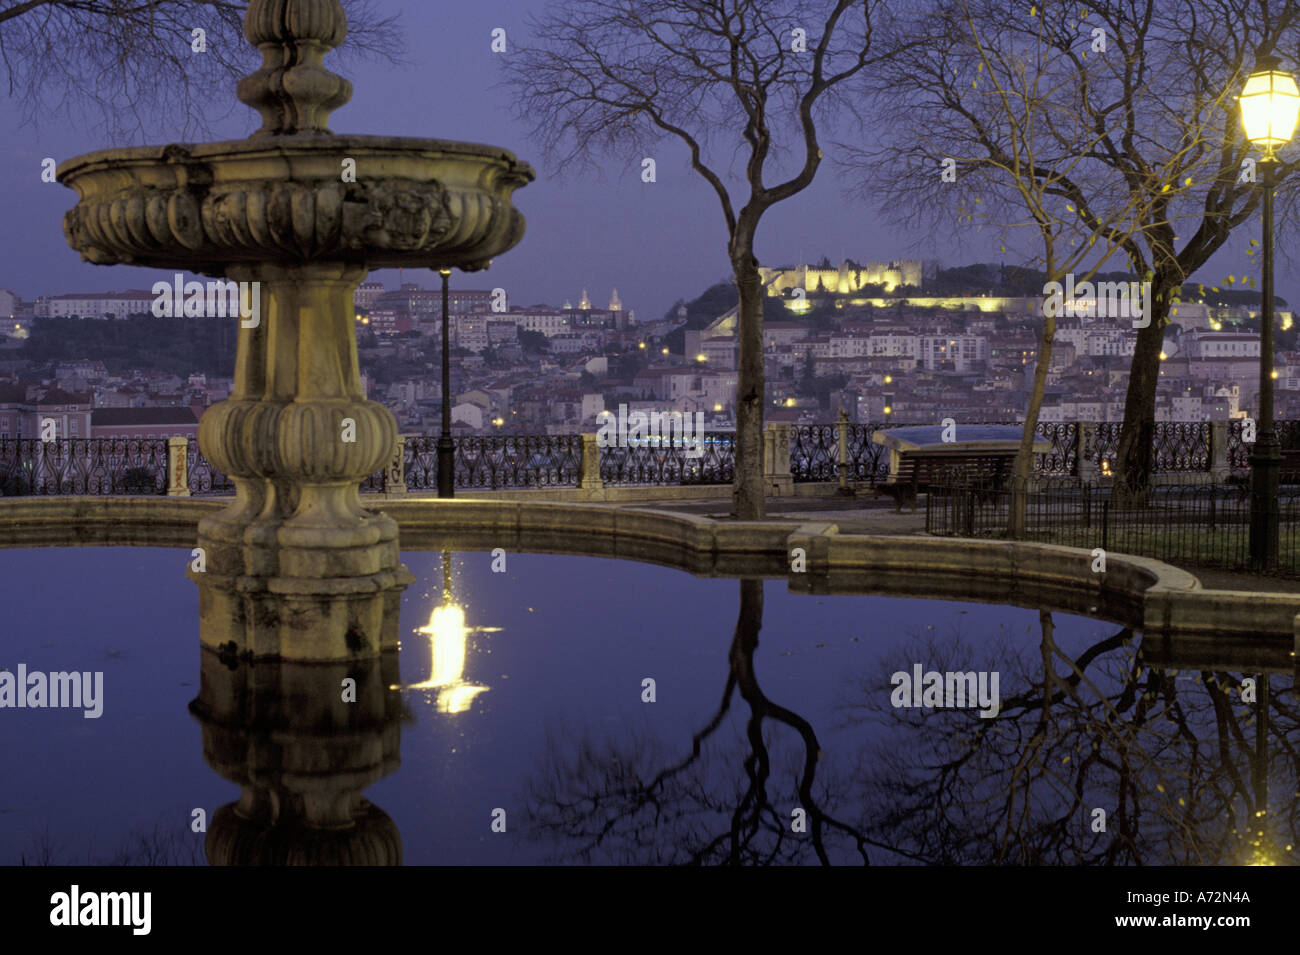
[1239,58,1300,154]
[1238,52,1299,570]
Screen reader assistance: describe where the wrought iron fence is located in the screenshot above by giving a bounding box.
[187,443,234,495]
[1152,421,1210,471]
[601,433,736,486]
[1094,422,1122,475]
[0,422,1269,496]
[404,434,582,490]
[1033,422,1077,474]
[789,423,888,483]
[0,437,169,495]
[927,475,1300,576]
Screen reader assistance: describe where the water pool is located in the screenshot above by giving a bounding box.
[0,547,1294,865]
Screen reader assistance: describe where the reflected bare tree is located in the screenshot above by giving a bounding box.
[847,613,1299,865]
[524,578,876,865]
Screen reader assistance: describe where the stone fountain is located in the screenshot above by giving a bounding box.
[57,0,532,660]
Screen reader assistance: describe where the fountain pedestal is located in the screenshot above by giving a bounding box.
[194,263,409,659]
[57,0,532,660]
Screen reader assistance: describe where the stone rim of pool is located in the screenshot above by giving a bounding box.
[2,495,1298,650]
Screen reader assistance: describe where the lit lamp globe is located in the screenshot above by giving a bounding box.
[1239,55,1300,156]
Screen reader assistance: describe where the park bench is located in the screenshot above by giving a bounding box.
[889,446,1019,494]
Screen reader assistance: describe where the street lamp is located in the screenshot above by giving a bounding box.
[438,268,454,498]
[1239,53,1300,570]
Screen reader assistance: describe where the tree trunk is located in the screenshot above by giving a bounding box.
[1008,305,1055,536]
[1116,287,1174,492]
[731,237,766,520]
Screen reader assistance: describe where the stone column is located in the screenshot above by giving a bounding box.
[764,422,793,495]
[167,436,191,497]
[1076,421,1098,483]
[1209,420,1230,482]
[579,433,604,492]
[387,435,408,496]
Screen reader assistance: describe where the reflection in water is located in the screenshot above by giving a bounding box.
[524,583,1299,865]
[189,647,405,865]
[180,541,1298,865]
[853,615,1298,865]
[526,578,874,865]
[402,551,498,714]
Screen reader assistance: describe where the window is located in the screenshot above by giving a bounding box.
[70,420,78,435]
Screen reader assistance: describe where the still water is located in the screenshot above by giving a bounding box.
[0,547,1293,865]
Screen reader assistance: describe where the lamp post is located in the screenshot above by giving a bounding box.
[438,268,454,498]
[1239,54,1300,571]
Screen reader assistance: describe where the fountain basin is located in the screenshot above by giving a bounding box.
[59,136,533,271]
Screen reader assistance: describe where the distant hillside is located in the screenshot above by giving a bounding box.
[660,282,786,329]
[19,316,237,377]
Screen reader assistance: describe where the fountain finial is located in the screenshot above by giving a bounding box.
[237,0,353,136]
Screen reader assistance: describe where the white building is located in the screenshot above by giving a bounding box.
[866,333,919,358]
[455,314,490,352]
[1187,331,1260,359]
[511,309,572,337]
[37,290,156,319]
[919,335,988,371]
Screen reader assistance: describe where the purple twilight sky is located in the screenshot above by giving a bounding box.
[0,0,1285,325]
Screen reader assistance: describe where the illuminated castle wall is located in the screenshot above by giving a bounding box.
[758,259,927,295]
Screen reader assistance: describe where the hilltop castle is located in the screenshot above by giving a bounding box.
[758,259,936,296]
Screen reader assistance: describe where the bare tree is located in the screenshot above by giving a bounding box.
[850,0,1163,532]
[855,0,1300,492]
[505,0,910,518]
[847,617,1299,865]
[0,0,403,139]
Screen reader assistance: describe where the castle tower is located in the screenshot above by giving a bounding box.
[579,288,591,309]
[608,288,622,311]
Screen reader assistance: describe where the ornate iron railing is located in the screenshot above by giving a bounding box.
[789,423,888,482]
[601,433,736,486]
[0,422,1268,496]
[405,434,582,490]
[1094,422,1122,475]
[1033,422,1077,474]
[0,437,168,495]
[1151,421,1210,471]
[187,443,234,495]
